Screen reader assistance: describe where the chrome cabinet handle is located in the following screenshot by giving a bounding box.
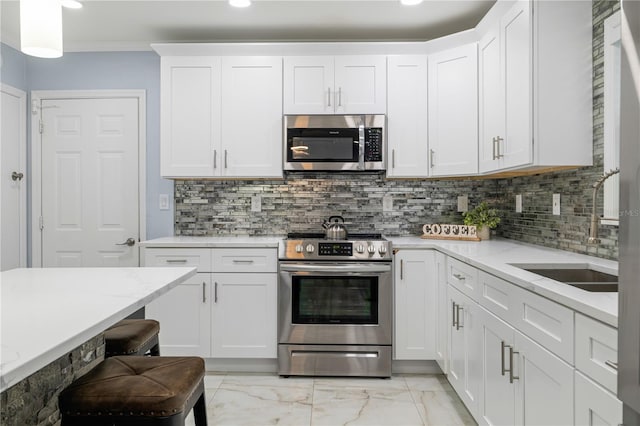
[165,259,187,264]
[224,150,228,169]
[214,150,217,169]
[392,149,395,169]
[202,282,206,303]
[232,259,254,264]
[509,347,519,383]
[455,305,464,330]
[605,360,618,370]
[430,149,435,168]
[492,137,497,160]
[116,238,136,247]
[400,259,404,280]
[452,273,466,281]
[327,87,331,107]
[338,87,342,107]
[495,136,504,159]
[11,171,24,181]
[214,282,218,303]
[501,341,507,376]
[452,301,457,328]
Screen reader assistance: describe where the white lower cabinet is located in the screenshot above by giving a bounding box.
[575,371,622,426]
[145,273,212,357]
[435,252,448,373]
[394,249,437,360]
[448,284,482,418]
[211,272,277,358]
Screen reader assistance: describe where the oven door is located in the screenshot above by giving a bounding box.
[278,262,392,345]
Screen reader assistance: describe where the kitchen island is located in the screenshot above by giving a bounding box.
[0,266,196,425]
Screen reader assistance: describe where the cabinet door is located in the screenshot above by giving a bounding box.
[386,55,429,178]
[514,330,573,426]
[394,250,436,360]
[435,252,448,373]
[500,0,532,169]
[575,371,623,426]
[221,57,283,178]
[428,44,478,177]
[448,285,482,418]
[334,56,387,114]
[478,24,505,173]
[211,273,277,358]
[145,273,211,357]
[283,56,334,114]
[160,56,221,177]
[478,307,516,426]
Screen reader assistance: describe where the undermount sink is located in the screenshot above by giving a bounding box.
[510,264,618,292]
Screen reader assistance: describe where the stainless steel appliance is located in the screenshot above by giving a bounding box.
[284,115,385,172]
[278,232,392,377]
[618,1,640,423]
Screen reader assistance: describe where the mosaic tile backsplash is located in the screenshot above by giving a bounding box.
[175,0,620,261]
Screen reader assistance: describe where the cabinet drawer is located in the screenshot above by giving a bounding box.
[212,248,277,273]
[575,313,618,394]
[446,257,479,300]
[144,248,212,272]
[512,285,574,364]
[477,271,518,325]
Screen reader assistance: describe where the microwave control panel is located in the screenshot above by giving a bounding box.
[364,128,383,162]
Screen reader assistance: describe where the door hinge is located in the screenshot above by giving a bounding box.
[39,216,44,230]
[39,120,44,134]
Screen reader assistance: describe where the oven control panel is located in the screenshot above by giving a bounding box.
[318,242,353,256]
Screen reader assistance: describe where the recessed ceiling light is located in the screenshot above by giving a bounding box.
[61,0,83,9]
[400,0,424,5]
[229,0,251,7]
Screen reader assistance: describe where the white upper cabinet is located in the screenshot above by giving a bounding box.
[428,43,478,177]
[220,57,283,178]
[478,0,592,173]
[386,55,429,178]
[160,56,221,177]
[283,55,387,115]
[160,55,282,178]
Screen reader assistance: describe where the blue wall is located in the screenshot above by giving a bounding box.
[0,44,174,249]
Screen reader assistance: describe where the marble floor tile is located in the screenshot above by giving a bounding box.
[223,373,314,390]
[403,374,454,392]
[411,390,476,426]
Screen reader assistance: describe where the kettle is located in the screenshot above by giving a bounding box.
[322,216,348,240]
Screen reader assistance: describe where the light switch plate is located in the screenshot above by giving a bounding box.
[553,193,561,215]
[159,194,169,210]
[251,196,262,212]
[383,195,393,212]
[457,195,469,213]
[515,194,523,213]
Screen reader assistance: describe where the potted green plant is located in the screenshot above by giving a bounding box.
[462,201,501,240]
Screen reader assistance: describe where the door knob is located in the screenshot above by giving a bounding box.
[11,171,24,181]
[116,238,136,247]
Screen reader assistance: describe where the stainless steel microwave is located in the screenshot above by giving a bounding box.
[284,115,386,171]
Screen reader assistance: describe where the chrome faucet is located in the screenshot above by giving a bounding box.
[587,168,620,245]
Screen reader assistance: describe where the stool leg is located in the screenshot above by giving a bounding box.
[193,392,208,426]
[150,342,160,356]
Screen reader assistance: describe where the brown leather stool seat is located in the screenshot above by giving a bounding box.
[59,356,207,426]
[105,319,160,357]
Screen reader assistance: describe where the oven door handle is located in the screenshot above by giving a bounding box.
[280,263,391,273]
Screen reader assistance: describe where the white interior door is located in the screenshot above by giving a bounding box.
[1,84,27,271]
[40,97,140,267]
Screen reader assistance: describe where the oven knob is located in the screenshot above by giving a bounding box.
[378,245,388,255]
[295,244,304,253]
[305,244,315,253]
[356,245,365,253]
[367,245,376,254]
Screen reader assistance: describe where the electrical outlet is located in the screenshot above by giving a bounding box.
[553,193,561,215]
[515,194,523,213]
[457,195,469,213]
[383,195,393,212]
[251,196,262,212]
[159,194,169,210]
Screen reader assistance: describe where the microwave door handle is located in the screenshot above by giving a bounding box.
[358,124,365,170]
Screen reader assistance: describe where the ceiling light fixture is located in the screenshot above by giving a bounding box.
[400,0,424,5]
[229,0,251,7]
[61,0,83,9]
[20,0,63,58]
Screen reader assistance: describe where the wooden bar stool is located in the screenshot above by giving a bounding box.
[104,319,160,357]
[59,356,207,426]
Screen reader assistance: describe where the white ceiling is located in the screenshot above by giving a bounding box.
[0,0,495,52]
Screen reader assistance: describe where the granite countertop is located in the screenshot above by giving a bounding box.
[0,267,196,393]
[389,237,618,327]
[140,236,282,248]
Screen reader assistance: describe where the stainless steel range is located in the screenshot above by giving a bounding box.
[278,232,392,378]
